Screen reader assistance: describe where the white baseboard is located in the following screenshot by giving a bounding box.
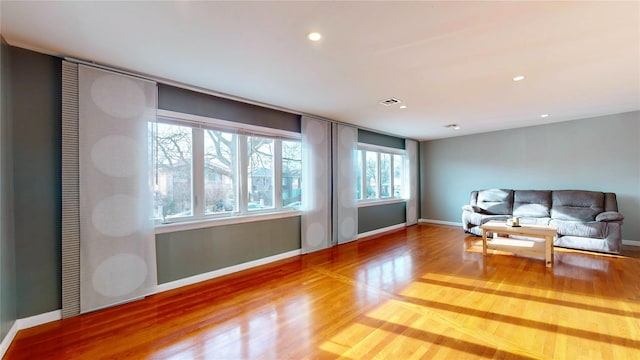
[0,309,61,358]
[419,218,462,227]
[17,310,61,330]
[357,223,406,240]
[622,239,640,247]
[156,249,302,294]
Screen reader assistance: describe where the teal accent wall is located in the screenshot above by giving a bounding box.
[358,202,406,234]
[10,47,62,318]
[156,216,301,283]
[0,36,17,341]
[420,111,640,241]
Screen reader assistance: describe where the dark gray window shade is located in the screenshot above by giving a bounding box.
[61,60,80,318]
[158,84,301,133]
[358,129,405,149]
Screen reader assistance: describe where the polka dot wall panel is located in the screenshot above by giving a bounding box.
[301,116,331,254]
[78,66,158,313]
[335,124,358,244]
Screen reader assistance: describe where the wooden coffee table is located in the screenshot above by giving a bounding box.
[480,220,557,267]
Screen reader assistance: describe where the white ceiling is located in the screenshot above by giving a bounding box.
[2,1,639,140]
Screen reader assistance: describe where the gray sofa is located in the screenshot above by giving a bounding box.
[462,189,624,254]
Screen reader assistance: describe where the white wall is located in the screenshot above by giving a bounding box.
[420,111,640,241]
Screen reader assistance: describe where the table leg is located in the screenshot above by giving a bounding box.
[482,230,487,256]
[545,235,553,268]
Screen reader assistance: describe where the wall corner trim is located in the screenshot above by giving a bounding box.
[622,239,640,247]
[156,249,302,294]
[0,321,19,358]
[419,218,463,227]
[0,310,62,358]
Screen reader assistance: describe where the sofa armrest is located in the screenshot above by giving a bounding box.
[462,204,486,214]
[595,211,624,222]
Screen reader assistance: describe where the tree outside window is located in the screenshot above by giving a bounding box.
[152,116,302,223]
[154,123,193,220]
[204,130,236,214]
[365,151,378,199]
[282,140,302,208]
[247,136,274,210]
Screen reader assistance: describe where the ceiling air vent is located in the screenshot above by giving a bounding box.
[378,97,402,106]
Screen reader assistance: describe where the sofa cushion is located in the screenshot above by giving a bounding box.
[554,235,612,253]
[604,193,619,212]
[464,211,509,225]
[551,190,604,221]
[518,217,551,226]
[476,189,513,215]
[550,219,606,238]
[513,190,551,218]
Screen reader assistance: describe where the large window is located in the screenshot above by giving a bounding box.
[153,114,301,223]
[357,145,405,203]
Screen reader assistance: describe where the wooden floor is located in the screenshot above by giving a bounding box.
[6,224,640,359]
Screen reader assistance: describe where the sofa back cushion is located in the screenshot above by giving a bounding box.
[513,190,551,218]
[476,189,513,215]
[604,192,619,212]
[551,190,604,221]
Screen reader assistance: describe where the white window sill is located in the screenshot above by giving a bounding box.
[155,210,302,234]
[358,198,407,208]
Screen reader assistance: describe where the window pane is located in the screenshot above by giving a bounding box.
[204,130,236,214]
[365,151,378,199]
[154,123,193,219]
[380,153,391,197]
[356,150,363,200]
[393,154,403,197]
[248,136,274,210]
[282,140,302,208]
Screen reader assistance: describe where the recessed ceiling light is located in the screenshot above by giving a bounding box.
[540,114,550,118]
[399,105,407,109]
[307,32,322,41]
[513,75,525,82]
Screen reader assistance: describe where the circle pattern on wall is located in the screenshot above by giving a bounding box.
[92,253,148,297]
[340,217,356,239]
[91,74,146,119]
[304,121,325,145]
[315,161,326,178]
[340,187,355,208]
[92,194,140,237]
[340,126,355,148]
[306,222,325,248]
[91,135,140,177]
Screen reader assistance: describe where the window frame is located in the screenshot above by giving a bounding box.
[356,143,406,207]
[154,110,302,231]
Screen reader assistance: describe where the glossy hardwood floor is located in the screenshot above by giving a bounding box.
[6,224,640,359]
